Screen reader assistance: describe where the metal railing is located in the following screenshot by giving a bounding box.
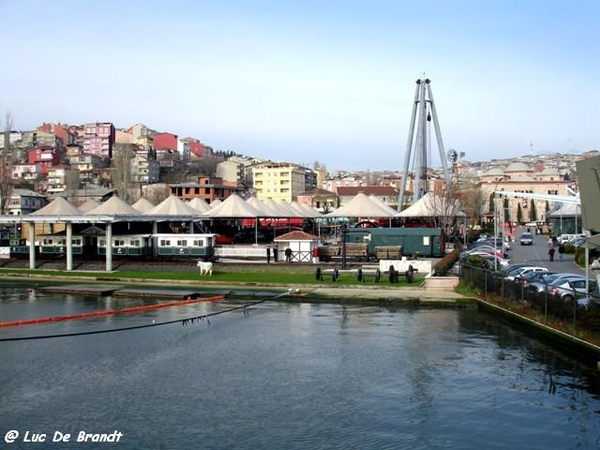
[459,263,600,333]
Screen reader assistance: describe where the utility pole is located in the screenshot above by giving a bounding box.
[398,78,450,211]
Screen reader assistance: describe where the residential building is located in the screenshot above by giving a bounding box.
[252,162,306,202]
[154,132,178,152]
[37,123,75,147]
[46,165,77,194]
[28,146,60,176]
[297,188,337,212]
[12,163,43,183]
[169,176,244,203]
[132,154,160,184]
[83,122,115,159]
[68,153,103,184]
[6,189,47,215]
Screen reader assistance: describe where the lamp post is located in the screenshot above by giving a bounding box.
[493,177,504,270]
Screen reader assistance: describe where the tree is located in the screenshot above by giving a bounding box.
[529,199,537,222]
[112,143,134,202]
[460,183,486,228]
[0,113,14,214]
[503,197,510,222]
[517,202,523,223]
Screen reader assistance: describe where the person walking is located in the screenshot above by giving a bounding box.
[285,247,292,263]
[548,247,555,262]
[558,243,565,261]
[266,246,271,263]
[547,236,553,249]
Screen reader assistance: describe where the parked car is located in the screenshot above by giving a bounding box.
[549,278,597,305]
[513,270,557,287]
[215,234,235,245]
[460,245,504,259]
[519,232,534,246]
[470,252,511,268]
[504,266,548,281]
[526,273,587,295]
[568,236,586,247]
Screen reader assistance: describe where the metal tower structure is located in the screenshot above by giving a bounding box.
[398,78,451,211]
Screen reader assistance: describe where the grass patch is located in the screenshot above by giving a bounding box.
[0,266,424,288]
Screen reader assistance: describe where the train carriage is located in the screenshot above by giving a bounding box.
[10,239,40,259]
[97,234,152,257]
[154,233,216,260]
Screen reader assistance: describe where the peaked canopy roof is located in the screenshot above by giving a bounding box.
[144,195,201,216]
[274,230,320,241]
[326,192,395,218]
[86,196,140,215]
[187,197,211,213]
[205,194,263,218]
[396,192,466,217]
[78,199,101,213]
[131,198,155,213]
[30,197,83,216]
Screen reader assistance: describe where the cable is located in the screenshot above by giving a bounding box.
[0,299,267,342]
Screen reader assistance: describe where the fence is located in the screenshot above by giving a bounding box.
[459,263,600,333]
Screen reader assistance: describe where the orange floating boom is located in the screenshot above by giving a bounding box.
[0,295,226,328]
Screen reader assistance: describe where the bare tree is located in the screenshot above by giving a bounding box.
[64,167,81,204]
[0,113,14,214]
[112,143,134,202]
[460,183,486,228]
[423,190,464,240]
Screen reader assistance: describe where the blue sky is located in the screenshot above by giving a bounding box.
[2,0,598,171]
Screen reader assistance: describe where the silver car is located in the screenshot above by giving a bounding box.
[549,278,597,305]
[525,273,585,294]
[519,232,534,245]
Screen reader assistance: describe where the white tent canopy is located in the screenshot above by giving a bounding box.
[187,197,211,214]
[205,194,263,218]
[396,192,466,218]
[131,198,155,213]
[326,192,395,218]
[144,195,201,216]
[86,196,140,215]
[30,197,83,216]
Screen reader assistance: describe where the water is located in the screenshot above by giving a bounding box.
[1,285,600,449]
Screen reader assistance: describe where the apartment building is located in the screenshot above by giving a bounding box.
[83,122,115,159]
[252,162,306,202]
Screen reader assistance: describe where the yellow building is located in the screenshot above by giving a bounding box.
[252,162,306,202]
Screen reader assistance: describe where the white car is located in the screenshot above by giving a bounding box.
[504,266,548,281]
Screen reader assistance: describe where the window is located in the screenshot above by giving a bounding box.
[130,240,140,246]
[177,240,187,246]
[160,239,171,246]
[193,239,204,247]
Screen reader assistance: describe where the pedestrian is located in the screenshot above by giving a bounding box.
[547,236,553,248]
[266,246,271,263]
[558,243,565,261]
[548,247,555,262]
[285,247,292,263]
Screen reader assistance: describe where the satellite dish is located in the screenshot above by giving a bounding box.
[447,149,458,163]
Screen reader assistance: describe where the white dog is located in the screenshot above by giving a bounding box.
[197,261,213,276]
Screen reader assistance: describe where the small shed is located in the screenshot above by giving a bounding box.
[274,230,321,263]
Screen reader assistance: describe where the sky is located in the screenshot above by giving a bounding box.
[1,0,598,172]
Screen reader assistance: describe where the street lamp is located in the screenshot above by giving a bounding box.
[493,177,504,270]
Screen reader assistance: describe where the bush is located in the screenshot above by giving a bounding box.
[433,246,461,276]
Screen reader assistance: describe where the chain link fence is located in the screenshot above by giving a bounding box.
[459,263,600,334]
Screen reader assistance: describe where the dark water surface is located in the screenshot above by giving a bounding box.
[1,285,599,449]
